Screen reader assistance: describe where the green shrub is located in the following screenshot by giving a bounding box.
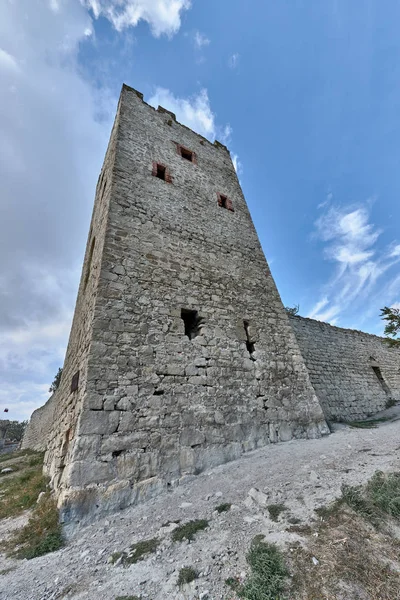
[237,536,289,599]
[123,538,159,565]
[215,502,231,513]
[177,566,198,586]
[267,503,287,522]
[172,519,209,542]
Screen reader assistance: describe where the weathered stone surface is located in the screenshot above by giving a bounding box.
[24,84,331,527]
[289,315,400,421]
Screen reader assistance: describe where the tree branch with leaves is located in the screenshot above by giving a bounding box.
[380,306,400,347]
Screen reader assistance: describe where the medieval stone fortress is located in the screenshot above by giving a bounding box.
[23,84,400,528]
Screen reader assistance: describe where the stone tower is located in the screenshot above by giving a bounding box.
[44,85,328,527]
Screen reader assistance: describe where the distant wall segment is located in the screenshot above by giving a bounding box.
[289,315,400,422]
[22,392,58,452]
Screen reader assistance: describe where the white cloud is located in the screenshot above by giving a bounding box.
[0,48,19,72]
[307,203,400,326]
[194,31,210,48]
[232,153,242,175]
[307,296,329,319]
[82,0,190,36]
[229,53,239,69]
[148,87,216,139]
[389,244,400,257]
[220,123,232,145]
[0,0,114,420]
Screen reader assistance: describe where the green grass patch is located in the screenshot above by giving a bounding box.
[215,502,231,513]
[316,471,400,528]
[267,503,287,522]
[110,551,123,564]
[232,536,289,599]
[0,567,15,575]
[0,449,38,465]
[177,566,198,586]
[0,462,47,519]
[172,519,209,542]
[367,471,400,517]
[225,576,241,591]
[6,493,63,559]
[123,538,159,565]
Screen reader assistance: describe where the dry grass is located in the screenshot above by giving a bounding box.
[6,493,63,559]
[0,451,47,519]
[288,474,400,600]
[0,450,63,559]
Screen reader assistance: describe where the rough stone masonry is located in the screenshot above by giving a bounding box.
[26,84,333,528]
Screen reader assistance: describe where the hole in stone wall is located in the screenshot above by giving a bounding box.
[112,449,125,458]
[180,147,194,162]
[153,389,164,395]
[219,194,227,208]
[156,164,166,180]
[372,366,391,395]
[181,309,203,340]
[244,320,256,359]
[70,370,80,393]
[217,193,234,212]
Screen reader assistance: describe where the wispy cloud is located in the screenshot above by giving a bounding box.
[194,31,210,49]
[228,53,240,69]
[232,153,242,175]
[307,203,400,327]
[82,0,191,36]
[148,87,216,139]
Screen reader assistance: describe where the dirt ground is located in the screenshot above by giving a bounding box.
[0,419,399,600]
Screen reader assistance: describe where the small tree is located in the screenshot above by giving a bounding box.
[5,420,28,441]
[49,367,63,393]
[380,306,400,347]
[285,304,300,316]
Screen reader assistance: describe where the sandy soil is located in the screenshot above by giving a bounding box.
[0,419,399,600]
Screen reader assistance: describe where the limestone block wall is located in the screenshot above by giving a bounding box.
[43,99,122,492]
[55,85,328,527]
[289,315,400,421]
[22,393,58,452]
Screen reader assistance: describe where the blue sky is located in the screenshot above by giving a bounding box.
[1,0,400,420]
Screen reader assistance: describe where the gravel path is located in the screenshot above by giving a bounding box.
[1,420,399,600]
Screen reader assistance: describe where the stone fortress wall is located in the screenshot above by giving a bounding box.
[289,315,400,421]
[29,84,330,528]
[21,392,59,452]
[22,84,400,528]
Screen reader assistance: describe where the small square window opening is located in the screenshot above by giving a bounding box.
[152,162,172,183]
[156,164,166,180]
[181,309,203,340]
[218,193,234,212]
[181,147,193,162]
